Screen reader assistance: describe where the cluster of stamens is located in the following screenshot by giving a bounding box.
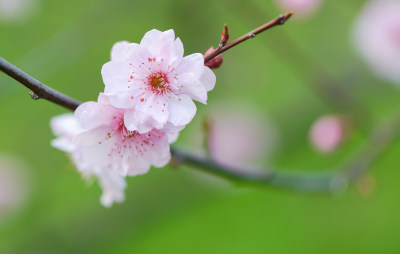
[100,117,161,159]
[147,72,170,95]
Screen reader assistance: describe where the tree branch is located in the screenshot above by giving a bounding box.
[204,12,294,64]
[171,112,400,192]
[0,57,81,111]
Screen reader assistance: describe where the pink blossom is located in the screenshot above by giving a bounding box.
[275,0,322,19]
[51,113,127,207]
[101,29,216,134]
[208,108,277,169]
[309,115,346,153]
[51,94,175,206]
[353,0,400,84]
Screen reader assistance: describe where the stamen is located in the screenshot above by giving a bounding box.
[147,72,170,95]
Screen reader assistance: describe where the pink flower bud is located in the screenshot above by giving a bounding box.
[220,24,230,46]
[204,47,224,69]
[309,115,348,153]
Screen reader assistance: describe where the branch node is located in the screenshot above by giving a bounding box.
[249,33,256,38]
[278,14,286,24]
[29,91,40,100]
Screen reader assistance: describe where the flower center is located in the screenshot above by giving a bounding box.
[121,124,139,139]
[147,72,169,94]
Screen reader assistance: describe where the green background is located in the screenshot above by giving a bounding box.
[1,0,400,253]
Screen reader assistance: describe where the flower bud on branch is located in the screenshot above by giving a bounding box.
[204,47,224,69]
[219,24,230,47]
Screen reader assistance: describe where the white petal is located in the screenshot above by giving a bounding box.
[142,130,171,168]
[125,156,151,176]
[106,92,136,109]
[96,169,127,207]
[135,93,168,128]
[50,113,82,137]
[97,93,110,105]
[51,137,75,153]
[174,73,207,104]
[140,29,175,54]
[101,61,131,87]
[111,41,137,61]
[124,109,157,134]
[162,121,186,133]
[167,133,179,143]
[173,38,184,62]
[199,66,216,92]
[74,128,114,171]
[74,102,117,131]
[175,53,204,78]
[167,94,196,127]
[159,37,184,67]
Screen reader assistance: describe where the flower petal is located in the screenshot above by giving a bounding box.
[111,41,138,61]
[135,93,168,127]
[167,94,196,127]
[200,66,216,92]
[140,29,175,54]
[95,168,126,207]
[124,109,158,134]
[50,113,82,137]
[101,61,131,87]
[173,73,207,104]
[74,102,117,130]
[167,133,179,143]
[175,53,204,78]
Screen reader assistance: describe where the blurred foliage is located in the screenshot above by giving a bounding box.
[1,0,400,253]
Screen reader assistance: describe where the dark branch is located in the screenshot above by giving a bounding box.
[0,57,81,111]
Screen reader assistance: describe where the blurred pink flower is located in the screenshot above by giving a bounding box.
[0,0,37,22]
[274,0,322,19]
[0,155,30,218]
[102,29,216,134]
[208,108,277,169]
[353,0,400,84]
[309,115,347,153]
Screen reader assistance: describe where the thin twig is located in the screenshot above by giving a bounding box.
[0,57,81,111]
[204,12,293,64]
